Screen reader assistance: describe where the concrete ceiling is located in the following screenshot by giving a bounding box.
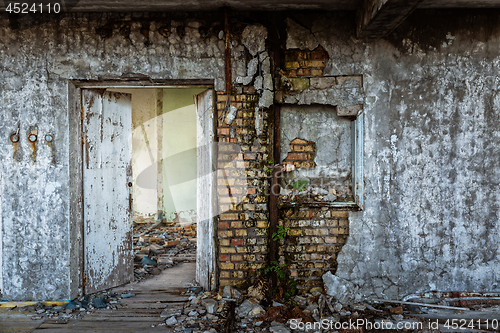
[2,0,499,12]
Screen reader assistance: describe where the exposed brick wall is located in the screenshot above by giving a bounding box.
[279,208,349,293]
[284,46,329,78]
[282,138,316,169]
[214,26,359,291]
[216,91,271,287]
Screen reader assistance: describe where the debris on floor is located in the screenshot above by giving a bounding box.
[6,275,500,333]
[7,288,136,322]
[133,220,197,282]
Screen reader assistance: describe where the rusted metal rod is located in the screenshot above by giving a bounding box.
[372,298,470,311]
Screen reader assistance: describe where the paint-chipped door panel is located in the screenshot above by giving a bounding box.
[82,90,133,294]
[195,89,216,290]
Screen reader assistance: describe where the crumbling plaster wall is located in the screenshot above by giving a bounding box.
[286,11,500,299]
[0,13,231,301]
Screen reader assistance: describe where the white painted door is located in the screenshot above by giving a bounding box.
[195,89,216,290]
[82,90,133,294]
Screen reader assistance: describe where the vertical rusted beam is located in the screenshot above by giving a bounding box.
[268,12,285,290]
[224,7,232,94]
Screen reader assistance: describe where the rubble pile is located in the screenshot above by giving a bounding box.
[161,285,430,333]
[133,221,197,282]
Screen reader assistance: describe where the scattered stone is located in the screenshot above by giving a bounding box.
[201,299,217,314]
[237,299,264,318]
[121,293,135,299]
[248,305,265,317]
[322,271,359,303]
[334,302,342,312]
[166,316,178,326]
[222,286,242,300]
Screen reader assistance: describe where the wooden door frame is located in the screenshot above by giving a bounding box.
[68,80,216,298]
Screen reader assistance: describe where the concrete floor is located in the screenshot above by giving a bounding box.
[0,262,196,333]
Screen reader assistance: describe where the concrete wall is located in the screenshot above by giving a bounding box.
[284,10,500,298]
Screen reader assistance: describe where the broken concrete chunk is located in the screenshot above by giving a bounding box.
[222,286,242,300]
[254,75,263,90]
[258,90,273,109]
[237,298,264,318]
[165,316,178,326]
[201,299,217,314]
[261,55,270,73]
[225,105,238,125]
[263,74,273,91]
[322,271,359,304]
[249,306,264,317]
[120,293,135,299]
[241,24,267,56]
[247,57,259,77]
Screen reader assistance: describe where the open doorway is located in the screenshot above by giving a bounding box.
[81,86,216,295]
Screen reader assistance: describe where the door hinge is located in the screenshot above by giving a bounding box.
[83,274,87,287]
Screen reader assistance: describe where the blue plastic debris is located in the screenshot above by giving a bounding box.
[121,293,135,299]
[141,256,156,266]
[64,301,77,309]
[92,298,107,309]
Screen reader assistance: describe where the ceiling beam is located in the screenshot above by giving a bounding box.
[357,0,424,39]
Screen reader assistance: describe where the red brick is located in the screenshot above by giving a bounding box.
[217,128,229,136]
[165,240,179,247]
[218,222,230,229]
[231,238,244,246]
[219,254,230,261]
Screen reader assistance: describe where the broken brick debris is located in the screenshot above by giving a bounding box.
[132,220,197,282]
